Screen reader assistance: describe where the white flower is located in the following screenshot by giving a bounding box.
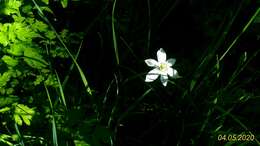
[145,48,179,86]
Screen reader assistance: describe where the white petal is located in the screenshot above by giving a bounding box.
[167,58,176,66]
[160,75,168,86]
[145,59,158,67]
[157,48,166,62]
[172,69,179,78]
[145,68,160,82]
[167,67,174,77]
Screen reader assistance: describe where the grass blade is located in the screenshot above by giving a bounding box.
[55,70,67,110]
[227,49,260,87]
[14,123,25,146]
[112,0,120,65]
[32,0,92,96]
[117,88,152,123]
[146,0,151,55]
[219,8,260,61]
[62,41,83,88]
[44,84,58,146]
[52,117,58,146]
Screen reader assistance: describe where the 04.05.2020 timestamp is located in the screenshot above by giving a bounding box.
[217,134,255,142]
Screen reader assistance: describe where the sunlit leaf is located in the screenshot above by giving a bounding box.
[0,107,11,113]
[24,47,48,69]
[13,104,35,126]
[44,74,58,87]
[2,55,19,67]
[14,23,38,41]
[14,114,23,126]
[74,140,91,146]
[0,0,21,15]
[21,115,31,125]
[61,0,68,8]
[41,0,49,5]
[0,31,9,46]
[0,71,13,88]
[11,134,19,142]
[8,43,25,56]
[34,75,45,86]
[0,134,13,146]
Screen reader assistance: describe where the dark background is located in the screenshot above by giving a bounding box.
[49,0,260,145]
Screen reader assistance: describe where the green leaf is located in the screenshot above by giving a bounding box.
[32,20,49,32]
[0,107,11,113]
[52,117,58,146]
[0,71,13,88]
[34,75,45,86]
[74,140,91,146]
[2,55,19,67]
[0,22,38,44]
[0,23,10,46]
[45,31,56,40]
[6,88,14,94]
[61,0,68,8]
[12,15,26,22]
[44,74,58,87]
[0,134,13,146]
[21,5,33,15]
[50,47,68,58]
[14,114,23,126]
[41,0,49,5]
[0,0,22,15]
[11,134,19,142]
[13,104,35,126]
[21,115,31,125]
[8,43,25,56]
[24,47,48,69]
[14,23,38,41]
[35,6,54,14]
[7,23,19,42]
[0,31,9,46]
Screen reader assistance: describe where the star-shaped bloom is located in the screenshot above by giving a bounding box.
[145,48,179,86]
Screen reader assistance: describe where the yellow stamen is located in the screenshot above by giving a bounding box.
[159,63,167,72]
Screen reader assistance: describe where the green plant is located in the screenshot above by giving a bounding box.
[0,0,91,145]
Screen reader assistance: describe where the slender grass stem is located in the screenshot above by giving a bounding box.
[112,0,120,65]
[14,123,24,146]
[117,88,152,124]
[44,84,59,146]
[191,0,246,93]
[55,70,67,110]
[227,49,260,87]
[219,8,260,61]
[146,0,151,55]
[62,41,83,88]
[159,0,179,26]
[107,74,120,146]
[120,36,139,59]
[31,0,92,96]
[108,74,120,128]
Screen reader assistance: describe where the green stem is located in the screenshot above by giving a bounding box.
[32,0,92,96]
[112,0,120,65]
[219,8,260,61]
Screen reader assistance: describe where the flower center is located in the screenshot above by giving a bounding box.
[159,63,168,72]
